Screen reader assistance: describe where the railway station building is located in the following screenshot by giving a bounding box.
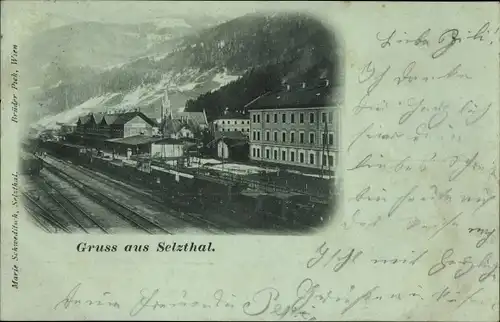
[75,111,157,139]
[245,80,341,175]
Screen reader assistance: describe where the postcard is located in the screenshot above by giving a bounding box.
[1,1,499,320]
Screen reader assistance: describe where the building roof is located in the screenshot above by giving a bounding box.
[165,119,184,134]
[174,111,208,127]
[215,111,248,120]
[151,137,187,145]
[93,113,105,124]
[103,115,118,125]
[245,83,341,110]
[56,142,87,149]
[160,117,201,137]
[110,111,157,126]
[106,135,160,146]
[207,131,247,148]
[78,115,92,125]
[161,119,188,136]
[77,111,156,127]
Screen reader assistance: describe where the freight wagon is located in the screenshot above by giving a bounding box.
[19,151,43,175]
[40,140,90,162]
[47,145,331,231]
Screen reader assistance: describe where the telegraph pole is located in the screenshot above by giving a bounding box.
[326,117,331,179]
[321,117,327,179]
[161,88,171,161]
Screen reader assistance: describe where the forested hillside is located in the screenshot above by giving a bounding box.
[183,13,340,121]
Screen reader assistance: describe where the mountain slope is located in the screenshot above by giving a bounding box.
[22,20,195,87]
[30,13,342,130]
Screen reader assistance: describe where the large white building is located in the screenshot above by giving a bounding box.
[211,112,250,137]
[246,81,340,173]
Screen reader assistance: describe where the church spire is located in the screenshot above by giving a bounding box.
[163,89,172,120]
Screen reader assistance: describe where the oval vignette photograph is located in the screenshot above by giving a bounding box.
[19,10,344,235]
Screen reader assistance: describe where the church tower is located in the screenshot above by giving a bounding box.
[162,89,172,120]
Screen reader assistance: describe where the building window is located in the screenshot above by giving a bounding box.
[257,114,261,123]
[274,131,278,142]
[310,154,315,165]
[247,120,250,124]
[300,132,304,144]
[252,131,256,140]
[282,150,286,161]
[266,114,270,123]
[291,113,295,123]
[290,132,295,143]
[322,154,327,165]
[282,113,286,123]
[282,132,286,142]
[257,148,260,158]
[300,152,304,163]
[257,131,261,141]
[322,112,327,123]
[329,133,334,145]
[309,112,315,124]
[266,131,270,141]
[309,132,315,144]
[266,149,270,159]
[252,148,256,157]
[328,111,333,124]
[328,155,334,166]
[322,133,327,144]
[252,115,256,123]
[241,121,245,124]
[274,150,278,160]
[246,128,249,132]
[300,113,304,124]
[290,151,295,162]
[274,113,278,123]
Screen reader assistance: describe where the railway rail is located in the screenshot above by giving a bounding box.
[40,154,318,233]
[37,176,110,234]
[24,206,55,233]
[47,156,229,234]
[75,159,312,233]
[156,160,333,202]
[42,161,172,235]
[21,191,72,233]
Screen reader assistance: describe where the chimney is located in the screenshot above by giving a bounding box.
[286,84,290,91]
[325,79,330,87]
[302,82,306,89]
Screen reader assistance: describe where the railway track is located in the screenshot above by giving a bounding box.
[36,175,110,234]
[77,162,309,234]
[42,161,172,235]
[21,192,72,233]
[24,206,55,233]
[86,165,236,234]
[41,155,318,234]
[47,156,230,234]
